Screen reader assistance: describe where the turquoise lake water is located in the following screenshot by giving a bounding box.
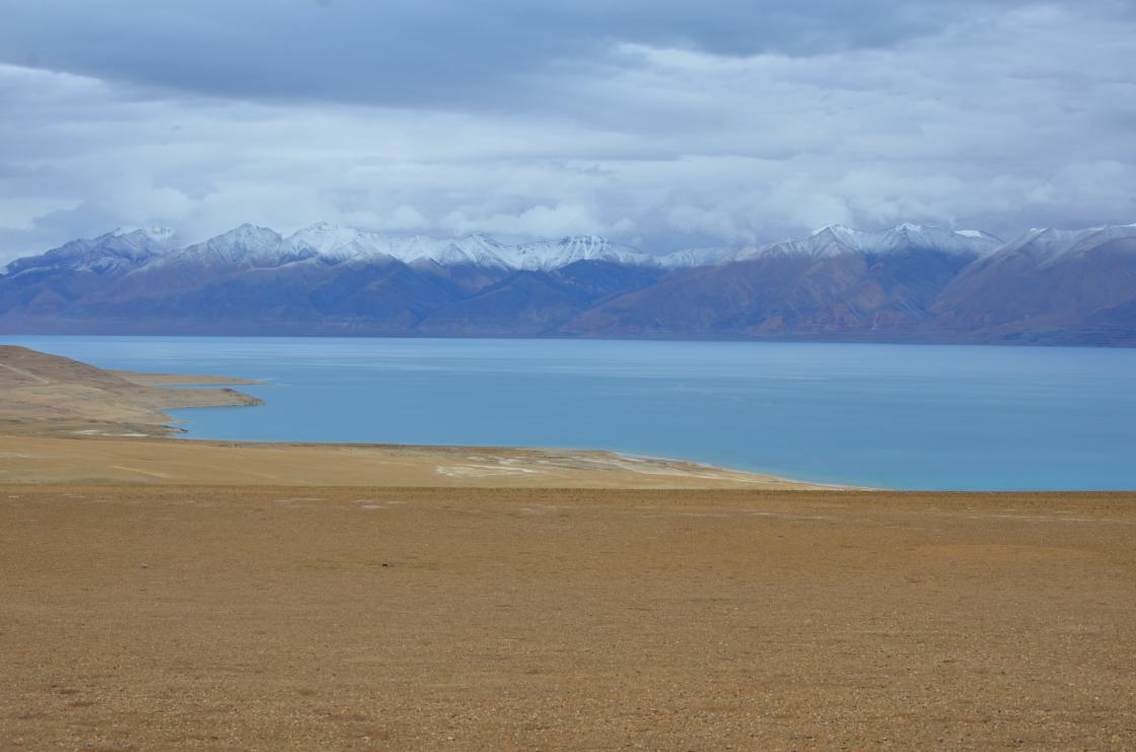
[5,335,1136,491]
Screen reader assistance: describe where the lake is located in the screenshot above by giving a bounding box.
[5,335,1136,491]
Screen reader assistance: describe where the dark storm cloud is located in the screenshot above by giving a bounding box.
[0,0,1059,108]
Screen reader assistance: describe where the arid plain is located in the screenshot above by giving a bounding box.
[1,345,1134,750]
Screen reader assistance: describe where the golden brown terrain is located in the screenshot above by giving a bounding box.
[0,345,261,438]
[2,485,1134,750]
[0,433,821,489]
[2,345,1134,750]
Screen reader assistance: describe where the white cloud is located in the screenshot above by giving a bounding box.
[442,204,606,238]
[1,2,1134,263]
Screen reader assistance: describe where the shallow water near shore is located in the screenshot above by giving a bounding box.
[5,335,1136,491]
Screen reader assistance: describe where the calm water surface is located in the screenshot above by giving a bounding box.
[6,335,1136,491]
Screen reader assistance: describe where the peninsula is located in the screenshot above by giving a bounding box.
[0,345,813,489]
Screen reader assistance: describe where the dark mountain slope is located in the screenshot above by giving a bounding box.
[561,249,975,340]
[3,221,1136,345]
[932,226,1136,345]
[417,261,667,336]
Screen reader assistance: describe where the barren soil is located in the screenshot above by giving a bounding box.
[1,486,1134,750]
[3,345,1133,750]
[0,345,261,438]
[0,434,825,489]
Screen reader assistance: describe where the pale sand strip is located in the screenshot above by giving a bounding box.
[0,434,825,489]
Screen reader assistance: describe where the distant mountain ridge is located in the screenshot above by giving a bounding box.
[2,221,1135,345]
[737,223,1004,259]
[5,225,179,276]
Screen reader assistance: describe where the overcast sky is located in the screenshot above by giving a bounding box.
[1,0,1134,262]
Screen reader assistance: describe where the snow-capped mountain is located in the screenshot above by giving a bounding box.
[564,221,1136,345]
[5,226,178,277]
[114,223,657,272]
[112,225,178,245]
[417,234,514,269]
[931,223,1136,342]
[283,226,653,271]
[655,247,733,268]
[735,223,1003,261]
[497,235,652,271]
[2,221,1011,277]
[152,224,303,269]
[284,223,513,268]
[980,224,1136,268]
[3,220,1133,346]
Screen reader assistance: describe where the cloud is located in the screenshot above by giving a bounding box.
[442,203,609,238]
[0,1,1134,263]
[0,0,1066,109]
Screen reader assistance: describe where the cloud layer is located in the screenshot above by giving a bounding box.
[1,0,1134,262]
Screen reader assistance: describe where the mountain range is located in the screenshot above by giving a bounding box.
[2,221,1134,345]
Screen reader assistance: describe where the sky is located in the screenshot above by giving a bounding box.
[1,0,1134,263]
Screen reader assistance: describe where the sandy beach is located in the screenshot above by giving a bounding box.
[1,345,1134,749]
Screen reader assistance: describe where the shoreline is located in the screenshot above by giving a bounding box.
[0,433,831,489]
[0,344,263,439]
[0,344,828,489]
[5,343,1130,492]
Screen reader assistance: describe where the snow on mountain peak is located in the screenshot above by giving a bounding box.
[26,219,1122,280]
[75,220,1014,274]
[809,224,860,240]
[657,247,732,268]
[3,224,177,276]
[149,224,294,269]
[226,223,279,240]
[990,223,1136,268]
[287,222,372,257]
[491,234,651,270]
[283,225,513,267]
[109,225,177,242]
[742,223,1002,261]
[282,228,651,270]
